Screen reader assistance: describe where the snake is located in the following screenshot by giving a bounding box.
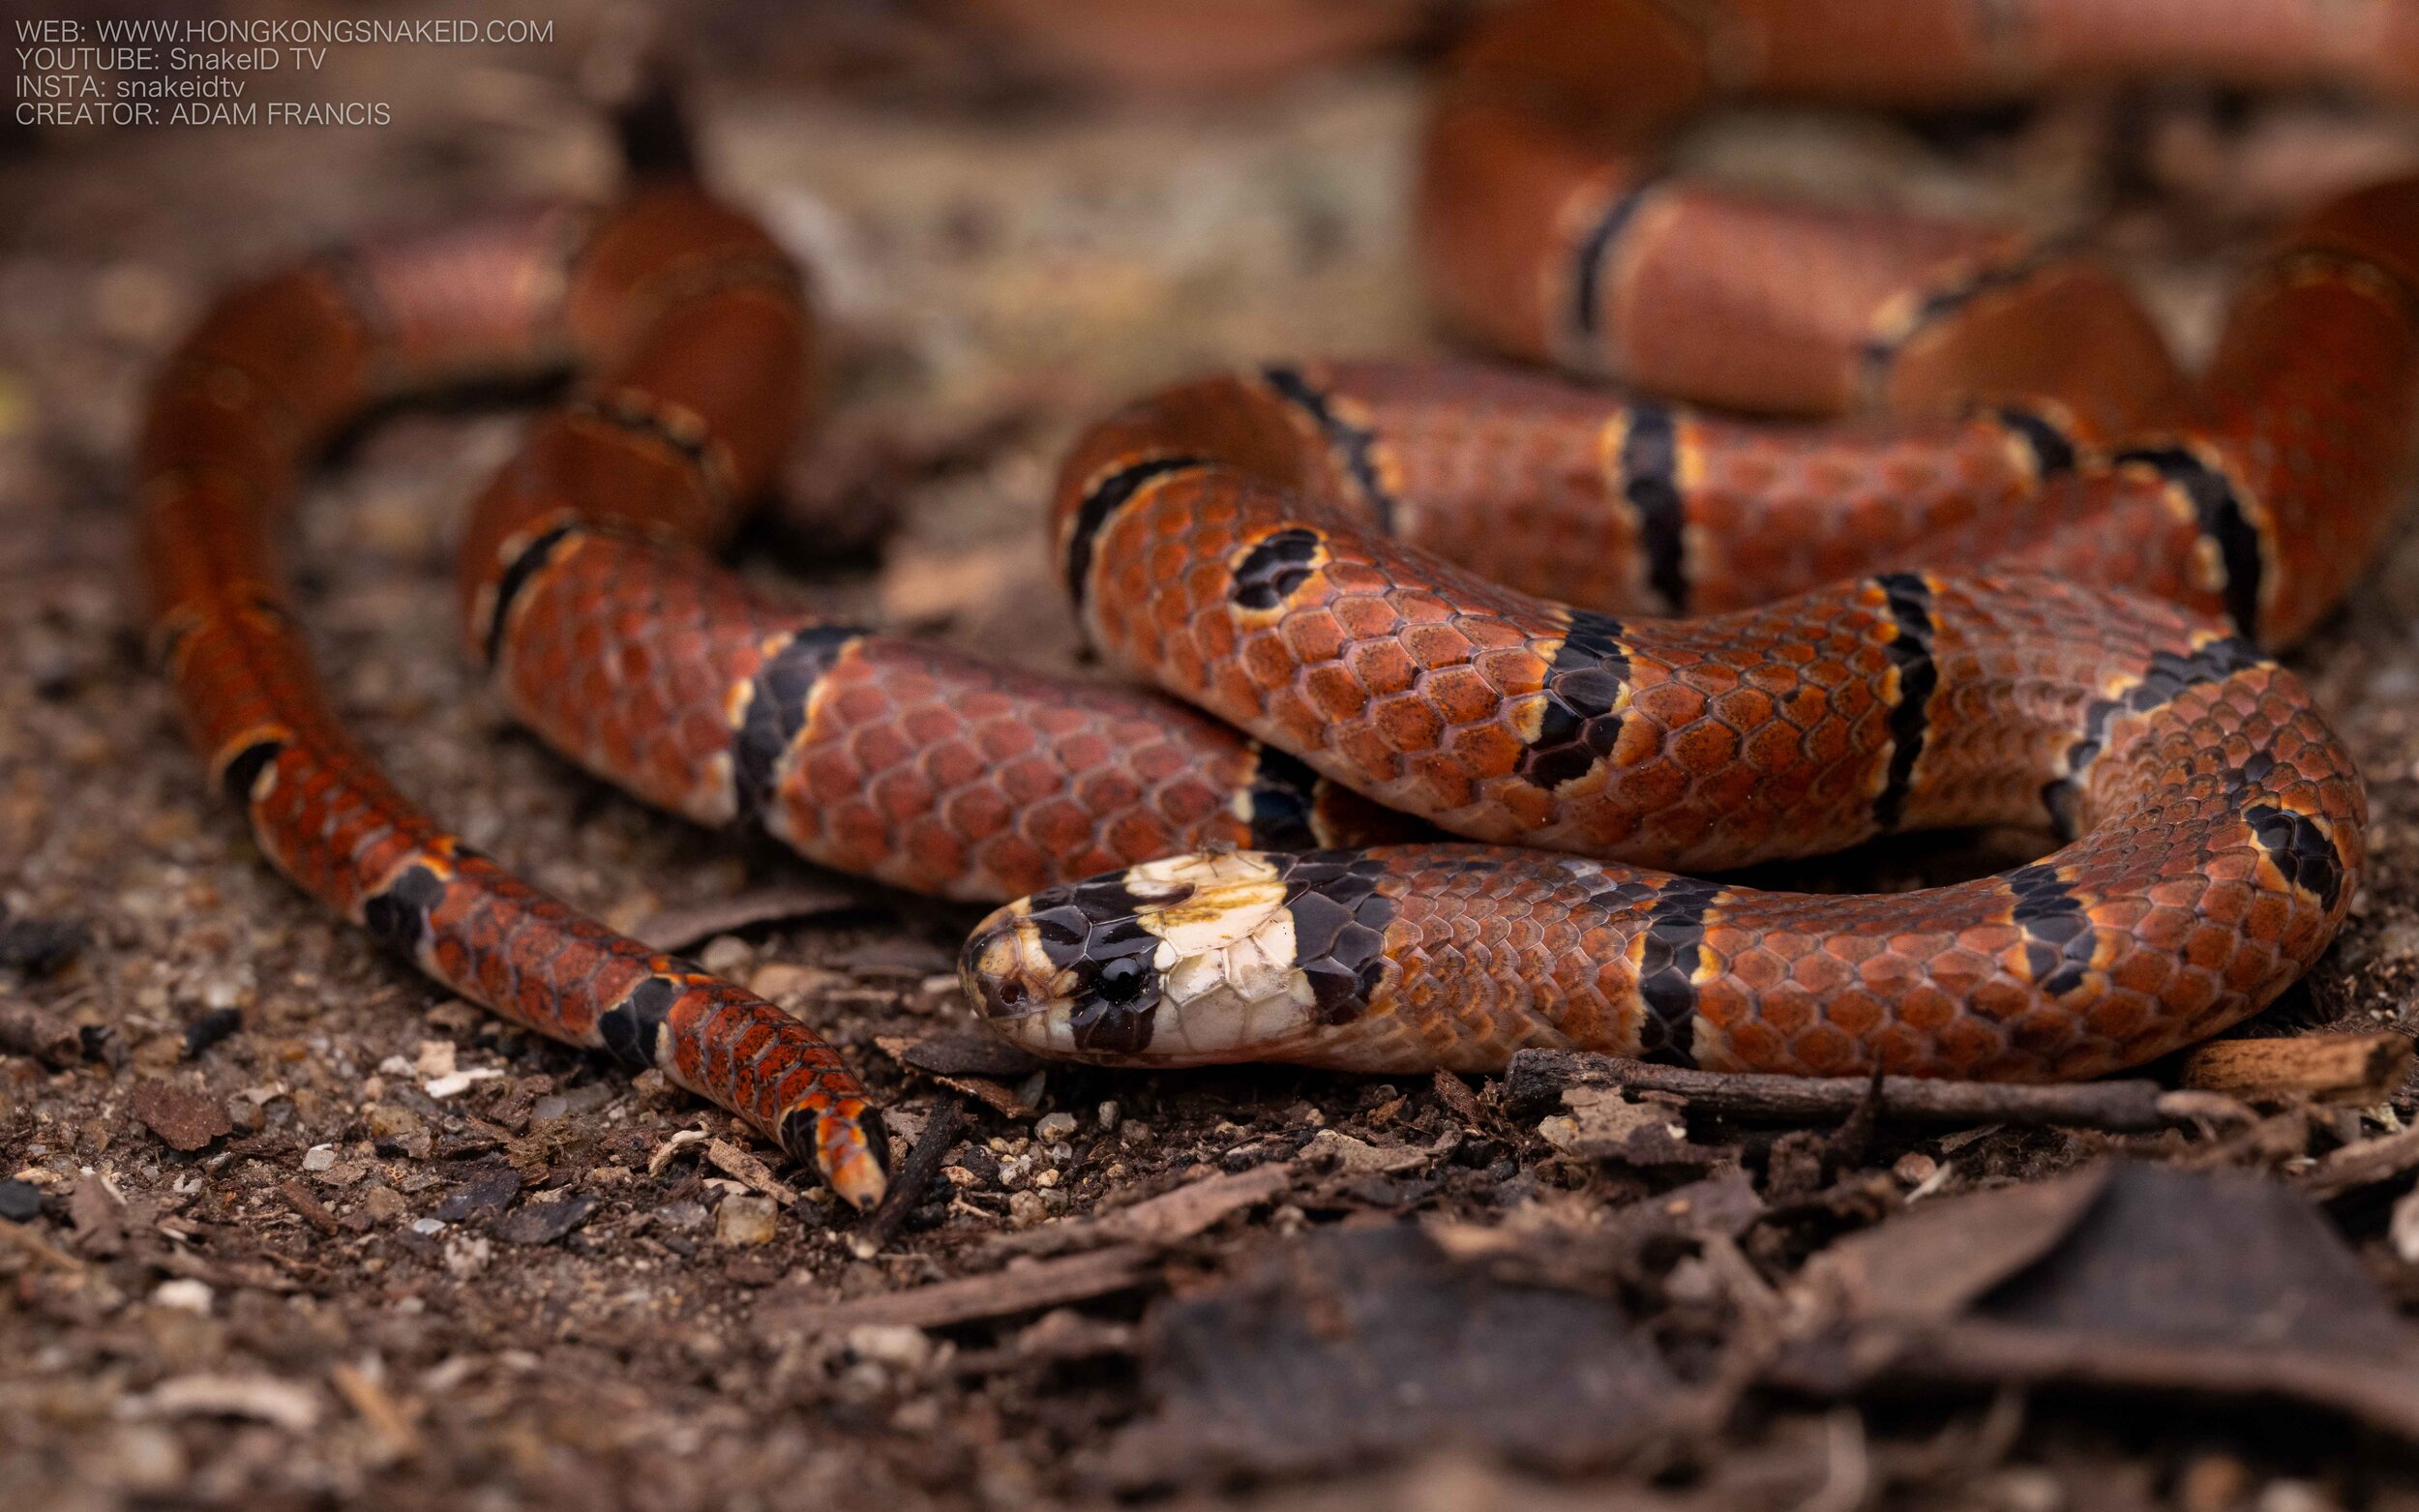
[139,3,2415,1207]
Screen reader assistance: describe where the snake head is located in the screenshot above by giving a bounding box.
[961,851,1324,1066]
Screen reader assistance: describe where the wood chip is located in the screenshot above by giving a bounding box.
[278,1180,340,1236]
[767,1244,1155,1333]
[878,1032,1036,1115]
[1430,1068,1482,1124]
[647,1128,711,1176]
[934,1071,1032,1119]
[141,1373,322,1433]
[887,1029,1043,1079]
[329,1362,423,1462]
[2181,1032,2414,1105]
[706,1138,801,1207]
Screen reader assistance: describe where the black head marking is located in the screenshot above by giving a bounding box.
[1276,851,1394,1024]
[1520,611,1629,790]
[1024,873,1183,1055]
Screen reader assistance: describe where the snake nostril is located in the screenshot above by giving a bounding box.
[997,979,1028,1008]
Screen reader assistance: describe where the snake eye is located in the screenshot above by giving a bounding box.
[1096,954,1148,1004]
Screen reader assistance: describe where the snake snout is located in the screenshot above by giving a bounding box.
[961,903,1051,1023]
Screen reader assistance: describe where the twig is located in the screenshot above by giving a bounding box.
[769,1243,1155,1333]
[2181,1032,2414,1105]
[854,1090,966,1256]
[2302,1121,2419,1200]
[1503,1050,2244,1132]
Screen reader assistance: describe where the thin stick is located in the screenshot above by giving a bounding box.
[1503,1050,2244,1132]
[855,1090,967,1255]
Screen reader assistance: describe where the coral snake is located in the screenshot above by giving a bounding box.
[143,2,2417,1205]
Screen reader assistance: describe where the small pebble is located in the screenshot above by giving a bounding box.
[1893,1152,1939,1186]
[1008,1190,1046,1227]
[95,1423,187,1496]
[150,1278,213,1314]
[656,1200,708,1231]
[1034,1111,1077,1141]
[847,1324,934,1372]
[300,1144,337,1172]
[0,1178,42,1222]
[1096,1100,1120,1132]
[715,1194,780,1247]
[410,1217,445,1235]
[700,934,754,976]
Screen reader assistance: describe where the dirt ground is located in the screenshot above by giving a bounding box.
[13,6,2419,1510]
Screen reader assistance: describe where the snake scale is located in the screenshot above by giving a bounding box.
[142,1,2419,1206]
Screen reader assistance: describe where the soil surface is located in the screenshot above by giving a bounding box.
[9,7,2419,1510]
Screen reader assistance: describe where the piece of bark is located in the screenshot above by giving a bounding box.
[1809,1167,2115,1324]
[632,882,866,953]
[1779,1161,2419,1441]
[1106,1226,1678,1486]
[705,1138,802,1208]
[1505,1050,2239,1131]
[2180,1032,2414,1105]
[1430,1068,1482,1123]
[1538,1085,1717,1167]
[129,1080,234,1151]
[767,1244,1156,1332]
[890,1030,1043,1079]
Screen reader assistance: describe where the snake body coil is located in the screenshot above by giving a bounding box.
[140,3,2419,1203]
